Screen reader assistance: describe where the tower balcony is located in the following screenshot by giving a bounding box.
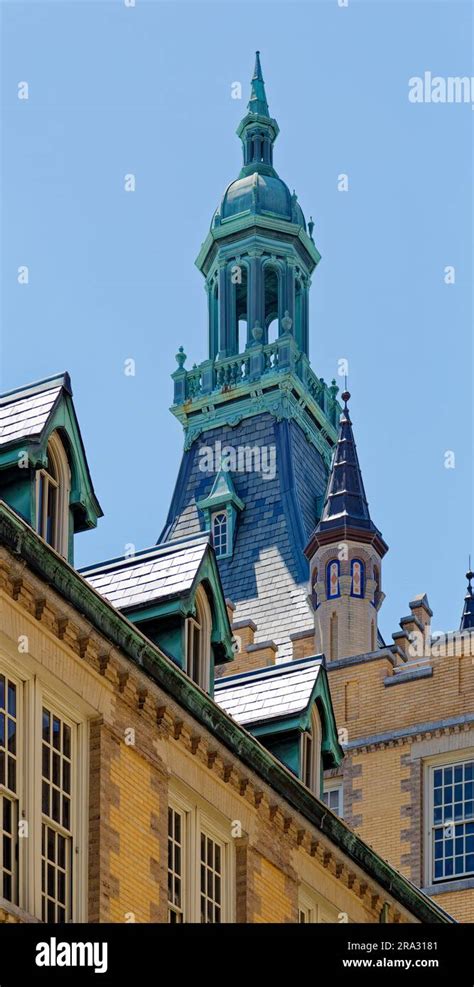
[171,334,341,463]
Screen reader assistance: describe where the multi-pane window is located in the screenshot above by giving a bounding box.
[431,759,474,882]
[41,707,73,922]
[37,468,58,548]
[185,587,211,692]
[0,674,18,904]
[36,433,71,557]
[212,512,228,559]
[300,708,322,795]
[323,783,344,818]
[299,888,341,923]
[168,807,184,923]
[200,831,222,924]
[168,798,230,923]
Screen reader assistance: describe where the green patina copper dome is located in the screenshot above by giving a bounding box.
[214,173,306,228]
[212,53,306,231]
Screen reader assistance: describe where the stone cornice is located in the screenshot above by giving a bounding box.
[171,371,337,466]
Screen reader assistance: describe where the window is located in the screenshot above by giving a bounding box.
[0,660,85,922]
[326,560,340,599]
[185,586,212,691]
[429,758,474,883]
[323,782,344,818]
[168,789,233,923]
[298,886,341,923]
[0,673,19,904]
[36,432,71,557]
[311,566,318,609]
[212,511,228,559]
[350,559,364,597]
[41,707,73,922]
[300,707,322,795]
[200,831,223,923]
[168,806,184,923]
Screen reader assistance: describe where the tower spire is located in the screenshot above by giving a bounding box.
[314,391,385,545]
[248,51,270,117]
[460,564,474,631]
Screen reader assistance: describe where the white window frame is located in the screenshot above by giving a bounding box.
[323,781,344,818]
[0,654,88,921]
[185,586,212,692]
[0,666,23,907]
[35,431,71,558]
[168,785,234,923]
[300,707,322,796]
[424,749,474,887]
[298,884,342,923]
[211,510,229,559]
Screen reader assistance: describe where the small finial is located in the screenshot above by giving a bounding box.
[308,216,315,240]
[281,310,293,335]
[341,389,351,407]
[252,321,263,342]
[175,346,187,369]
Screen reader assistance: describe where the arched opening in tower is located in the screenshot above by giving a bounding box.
[235,265,248,354]
[264,266,279,344]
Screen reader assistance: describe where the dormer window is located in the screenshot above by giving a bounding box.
[185,586,212,691]
[326,560,340,599]
[300,707,322,795]
[36,432,70,558]
[212,511,228,559]
[350,559,365,598]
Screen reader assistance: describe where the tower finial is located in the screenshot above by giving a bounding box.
[248,50,270,117]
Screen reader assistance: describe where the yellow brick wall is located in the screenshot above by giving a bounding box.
[108,743,163,923]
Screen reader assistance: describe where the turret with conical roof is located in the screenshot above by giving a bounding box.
[305,392,388,661]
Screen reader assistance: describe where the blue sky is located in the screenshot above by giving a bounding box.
[1,0,472,641]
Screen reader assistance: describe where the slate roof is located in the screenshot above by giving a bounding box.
[81,533,210,612]
[159,416,327,659]
[313,390,382,538]
[214,655,323,727]
[0,374,69,447]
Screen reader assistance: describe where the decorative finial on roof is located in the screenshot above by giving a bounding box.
[248,50,270,117]
[308,216,315,240]
[461,561,474,630]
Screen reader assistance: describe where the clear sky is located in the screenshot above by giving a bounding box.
[1,0,472,643]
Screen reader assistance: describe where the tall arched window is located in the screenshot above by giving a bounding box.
[36,431,71,558]
[301,706,322,795]
[351,559,365,598]
[326,560,340,599]
[185,586,212,691]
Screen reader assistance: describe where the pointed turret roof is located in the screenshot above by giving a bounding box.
[248,51,270,117]
[460,567,474,631]
[305,391,388,558]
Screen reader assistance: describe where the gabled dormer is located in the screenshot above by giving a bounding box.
[197,467,244,560]
[82,532,234,695]
[0,373,102,563]
[215,655,343,795]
